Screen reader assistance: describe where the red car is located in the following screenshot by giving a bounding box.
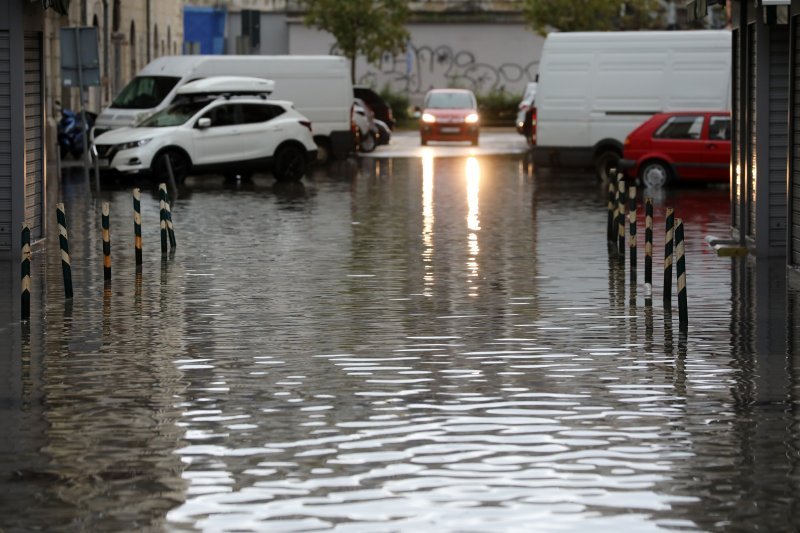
[419,89,480,146]
[619,111,730,188]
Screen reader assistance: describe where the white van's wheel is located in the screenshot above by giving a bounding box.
[640,161,671,189]
[594,151,619,181]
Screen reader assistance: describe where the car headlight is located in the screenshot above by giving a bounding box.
[422,113,436,124]
[118,138,152,150]
[465,113,479,124]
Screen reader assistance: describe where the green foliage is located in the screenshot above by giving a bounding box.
[377,84,411,121]
[303,0,410,83]
[476,89,522,126]
[523,0,665,35]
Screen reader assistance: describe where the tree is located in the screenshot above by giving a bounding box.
[303,0,410,84]
[523,0,664,35]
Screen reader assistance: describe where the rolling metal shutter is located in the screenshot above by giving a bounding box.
[793,17,800,266]
[24,32,43,242]
[768,26,789,252]
[748,24,757,238]
[0,31,10,251]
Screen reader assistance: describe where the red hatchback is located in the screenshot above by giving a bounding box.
[620,111,730,188]
[419,89,480,146]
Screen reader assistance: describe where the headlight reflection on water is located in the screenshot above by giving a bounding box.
[466,156,480,295]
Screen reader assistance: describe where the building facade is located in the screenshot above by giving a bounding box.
[724,0,800,276]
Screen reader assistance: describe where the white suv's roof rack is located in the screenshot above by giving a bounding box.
[177,76,275,97]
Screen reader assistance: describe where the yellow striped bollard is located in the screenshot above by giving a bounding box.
[675,218,688,329]
[102,202,111,280]
[663,207,675,308]
[165,199,176,249]
[159,183,168,254]
[628,183,637,279]
[617,176,625,257]
[56,203,73,299]
[607,181,615,242]
[133,188,142,270]
[645,198,653,294]
[21,224,31,321]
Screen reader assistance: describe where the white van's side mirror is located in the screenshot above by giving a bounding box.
[197,117,211,129]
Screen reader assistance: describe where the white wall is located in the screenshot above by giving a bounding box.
[288,22,545,103]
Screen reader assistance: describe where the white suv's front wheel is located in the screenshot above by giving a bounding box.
[152,150,189,183]
[273,145,307,181]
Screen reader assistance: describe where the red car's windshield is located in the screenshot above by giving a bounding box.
[425,92,476,109]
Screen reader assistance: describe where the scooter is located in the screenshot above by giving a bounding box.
[57,107,94,159]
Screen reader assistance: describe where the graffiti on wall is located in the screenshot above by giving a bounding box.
[334,43,538,96]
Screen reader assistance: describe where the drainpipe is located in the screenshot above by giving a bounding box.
[146,0,151,63]
[103,0,109,103]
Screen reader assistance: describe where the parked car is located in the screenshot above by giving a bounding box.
[619,111,730,188]
[93,55,354,162]
[532,30,731,181]
[92,77,317,182]
[418,88,480,146]
[515,82,537,136]
[354,86,395,130]
[352,97,378,153]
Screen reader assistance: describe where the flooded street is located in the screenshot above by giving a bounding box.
[1,146,799,531]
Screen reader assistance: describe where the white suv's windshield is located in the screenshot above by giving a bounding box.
[112,76,181,109]
[139,99,213,127]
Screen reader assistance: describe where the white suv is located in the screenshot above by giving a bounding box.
[93,78,317,182]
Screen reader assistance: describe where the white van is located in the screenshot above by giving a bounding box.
[531,30,731,178]
[94,55,354,160]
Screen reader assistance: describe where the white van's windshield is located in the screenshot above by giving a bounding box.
[112,76,181,109]
[139,99,213,127]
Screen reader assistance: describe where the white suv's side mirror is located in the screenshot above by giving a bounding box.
[197,117,211,129]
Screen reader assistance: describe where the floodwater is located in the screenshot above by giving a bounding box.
[1,152,799,532]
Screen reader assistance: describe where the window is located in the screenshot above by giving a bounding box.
[425,91,476,109]
[111,76,181,109]
[708,116,731,141]
[140,99,213,127]
[653,115,704,140]
[239,104,285,124]
[201,104,236,127]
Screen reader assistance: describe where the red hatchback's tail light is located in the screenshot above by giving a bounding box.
[299,120,312,132]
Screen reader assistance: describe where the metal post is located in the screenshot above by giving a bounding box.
[102,202,111,280]
[645,198,653,294]
[607,181,615,242]
[133,188,142,270]
[664,207,675,309]
[628,184,637,280]
[21,224,31,321]
[56,203,74,299]
[159,182,168,254]
[675,218,688,330]
[617,176,625,257]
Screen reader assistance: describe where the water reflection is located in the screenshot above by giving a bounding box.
[0,159,799,530]
[422,150,435,296]
[466,157,480,296]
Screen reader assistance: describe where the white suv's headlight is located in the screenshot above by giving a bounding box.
[118,138,152,150]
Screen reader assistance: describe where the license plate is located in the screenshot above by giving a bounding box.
[441,127,460,133]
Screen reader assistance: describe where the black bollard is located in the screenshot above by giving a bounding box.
[102,202,111,280]
[56,203,73,299]
[663,207,675,309]
[21,224,31,321]
[628,183,637,280]
[645,198,653,294]
[133,188,143,270]
[617,175,626,257]
[675,218,688,330]
[159,183,168,254]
